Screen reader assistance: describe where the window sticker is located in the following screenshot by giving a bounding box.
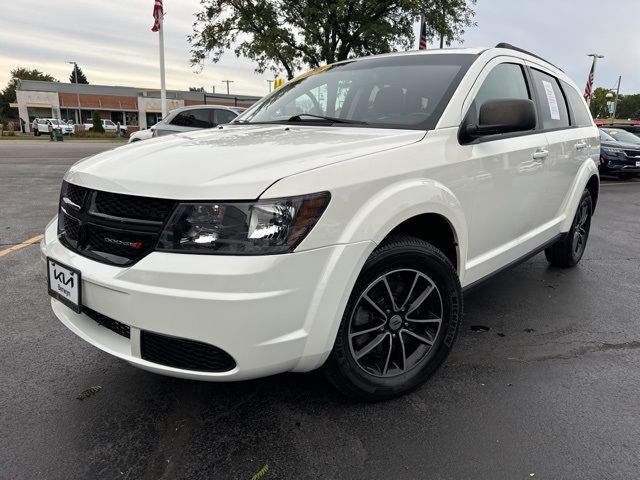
[542,80,560,120]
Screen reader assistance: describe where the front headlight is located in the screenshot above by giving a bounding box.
[602,146,623,154]
[157,192,330,254]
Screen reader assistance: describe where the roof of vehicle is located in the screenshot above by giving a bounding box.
[332,43,566,79]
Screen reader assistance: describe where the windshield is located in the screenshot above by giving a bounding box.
[49,119,60,125]
[599,129,615,141]
[239,54,476,130]
[601,128,640,144]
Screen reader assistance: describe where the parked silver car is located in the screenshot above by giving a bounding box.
[153,105,239,137]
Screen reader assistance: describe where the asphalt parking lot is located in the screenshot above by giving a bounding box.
[1,140,639,480]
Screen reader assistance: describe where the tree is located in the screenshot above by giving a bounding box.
[0,67,57,118]
[189,0,476,79]
[615,94,640,120]
[91,111,105,133]
[69,64,89,84]
[589,87,609,118]
[189,86,206,91]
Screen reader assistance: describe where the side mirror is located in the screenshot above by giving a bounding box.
[461,98,537,142]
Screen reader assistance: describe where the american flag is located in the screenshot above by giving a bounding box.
[419,17,427,50]
[151,0,163,32]
[583,61,595,101]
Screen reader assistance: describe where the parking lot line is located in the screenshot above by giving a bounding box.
[0,234,44,258]
[601,182,639,187]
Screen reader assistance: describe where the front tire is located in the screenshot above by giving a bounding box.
[324,235,462,401]
[545,189,592,268]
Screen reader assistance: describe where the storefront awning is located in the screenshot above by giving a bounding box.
[26,102,52,108]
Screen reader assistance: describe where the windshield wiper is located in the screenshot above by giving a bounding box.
[287,114,368,125]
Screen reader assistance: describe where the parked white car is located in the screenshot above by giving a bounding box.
[43,44,599,400]
[32,118,72,136]
[83,119,127,135]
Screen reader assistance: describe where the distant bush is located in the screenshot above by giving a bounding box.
[92,111,105,133]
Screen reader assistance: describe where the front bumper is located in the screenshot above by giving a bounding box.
[42,218,372,381]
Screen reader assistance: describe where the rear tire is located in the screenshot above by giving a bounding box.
[544,189,592,268]
[324,234,462,401]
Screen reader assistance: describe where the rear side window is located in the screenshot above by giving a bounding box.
[468,63,530,125]
[530,69,570,130]
[170,109,213,128]
[561,81,593,127]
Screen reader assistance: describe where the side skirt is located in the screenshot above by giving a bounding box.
[462,233,562,294]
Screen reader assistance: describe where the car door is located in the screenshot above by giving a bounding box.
[457,58,550,268]
[526,64,595,223]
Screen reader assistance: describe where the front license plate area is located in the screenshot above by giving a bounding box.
[635,161,640,167]
[47,258,82,313]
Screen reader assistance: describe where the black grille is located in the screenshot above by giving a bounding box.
[58,181,176,266]
[84,307,131,339]
[63,182,89,209]
[141,331,236,372]
[93,191,174,221]
[623,149,640,158]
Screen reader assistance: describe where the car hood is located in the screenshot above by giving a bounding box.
[65,124,425,199]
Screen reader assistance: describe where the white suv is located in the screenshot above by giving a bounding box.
[42,44,599,400]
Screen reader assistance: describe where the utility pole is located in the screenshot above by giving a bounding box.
[222,80,234,95]
[66,61,81,123]
[585,53,604,106]
[267,79,274,92]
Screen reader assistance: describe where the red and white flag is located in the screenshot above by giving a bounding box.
[151,0,163,32]
[583,61,595,101]
[419,16,428,50]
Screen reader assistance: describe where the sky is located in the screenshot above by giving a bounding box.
[1,0,638,96]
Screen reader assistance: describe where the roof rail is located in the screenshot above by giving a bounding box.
[494,42,563,72]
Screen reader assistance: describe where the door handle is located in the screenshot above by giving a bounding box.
[532,149,549,160]
[575,141,587,150]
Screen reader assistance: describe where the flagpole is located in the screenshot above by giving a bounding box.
[585,53,603,106]
[158,13,167,118]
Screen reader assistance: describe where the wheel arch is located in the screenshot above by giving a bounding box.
[586,174,599,213]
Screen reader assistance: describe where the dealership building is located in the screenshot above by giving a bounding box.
[12,80,262,133]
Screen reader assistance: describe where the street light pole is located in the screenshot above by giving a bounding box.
[67,61,81,123]
[612,76,621,120]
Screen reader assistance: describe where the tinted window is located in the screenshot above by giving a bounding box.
[213,109,237,125]
[468,63,530,125]
[531,69,570,130]
[240,54,477,130]
[562,81,592,127]
[170,109,213,128]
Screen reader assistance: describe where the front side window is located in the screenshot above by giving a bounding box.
[467,63,530,125]
[171,109,213,128]
[530,69,570,130]
[239,54,477,130]
[213,109,237,125]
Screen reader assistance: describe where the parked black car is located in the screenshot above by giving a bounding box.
[598,128,640,178]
